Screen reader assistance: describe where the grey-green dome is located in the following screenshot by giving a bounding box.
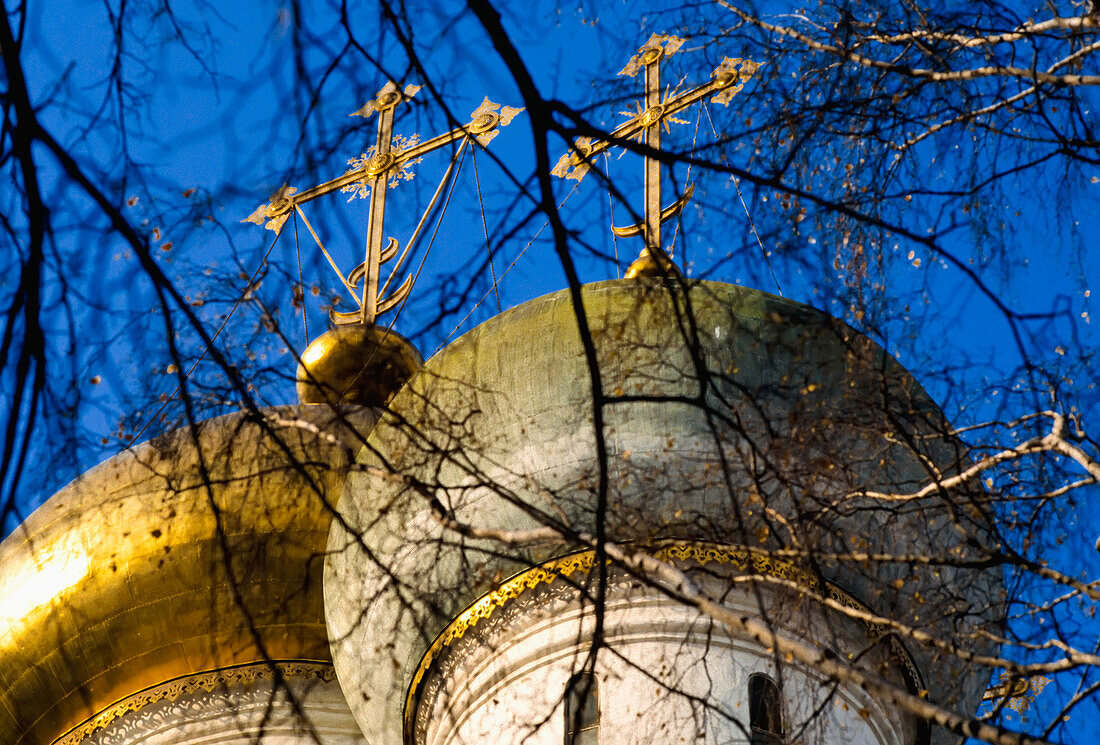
[324,279,1001,745]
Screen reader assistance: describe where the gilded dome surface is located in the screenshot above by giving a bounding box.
[324,279,1001,745]
[0,406,374,745]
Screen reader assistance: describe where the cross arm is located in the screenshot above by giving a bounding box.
[244,98,522,234]
[551,57,760,181]
[399,98,524,164]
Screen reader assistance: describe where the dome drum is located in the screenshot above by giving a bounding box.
[407,543,926,745]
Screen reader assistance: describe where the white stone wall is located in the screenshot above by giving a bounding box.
[416,582,915,745]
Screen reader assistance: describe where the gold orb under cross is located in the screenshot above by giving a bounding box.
[624,247,683,279]
[297,323,422,407]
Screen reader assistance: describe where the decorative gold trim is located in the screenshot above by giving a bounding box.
[53,660,336,745]
[403,541,927,744]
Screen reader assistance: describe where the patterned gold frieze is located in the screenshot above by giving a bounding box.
[53,661,336,745]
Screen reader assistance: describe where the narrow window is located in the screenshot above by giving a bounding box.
[749,673,783,745]
[565,672,599,745]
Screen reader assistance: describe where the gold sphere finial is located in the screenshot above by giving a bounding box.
[624,246,683,279]
[297,323,422,407]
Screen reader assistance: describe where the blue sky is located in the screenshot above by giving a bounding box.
[5,0,1099,741]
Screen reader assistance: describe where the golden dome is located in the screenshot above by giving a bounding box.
[297,324,422,407]
[0,406,374,745]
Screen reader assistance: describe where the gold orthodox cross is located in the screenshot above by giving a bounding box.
[245,81,522,325]
[981,673,1050,714]
[552,34,758,264]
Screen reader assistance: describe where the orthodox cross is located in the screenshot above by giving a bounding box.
[245,82,522,325]
[552,34,758,264]
[980,673,1050,714]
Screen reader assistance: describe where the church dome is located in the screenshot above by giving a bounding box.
[324,279,1001,745]
[0,406,374,745]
